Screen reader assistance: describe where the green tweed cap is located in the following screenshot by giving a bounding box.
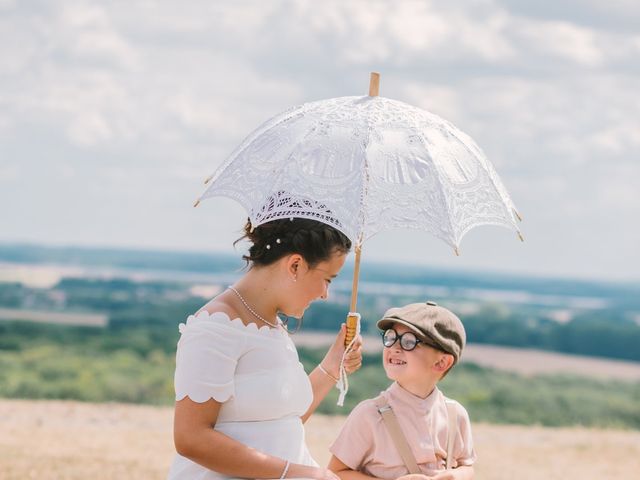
[376,301,466,364]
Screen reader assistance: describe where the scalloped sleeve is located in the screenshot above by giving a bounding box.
[174,312,246,403]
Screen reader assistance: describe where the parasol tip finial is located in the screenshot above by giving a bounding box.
[454,247,460,256]
[204,175,213,185]
[193,199,201,208]
[369,72,380,97]
[517,231,525,242]
[514,209,523,222]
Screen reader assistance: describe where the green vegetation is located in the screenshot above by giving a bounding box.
[0,320,638,429]
[1,245,639,429]
[463,304,640,362]
[301,350,640,429]
[2,272,640,362]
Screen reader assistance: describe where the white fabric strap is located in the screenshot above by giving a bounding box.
[445,399,458,470]
[336,312,360,406]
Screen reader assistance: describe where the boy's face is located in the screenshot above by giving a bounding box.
[382,323,448,386]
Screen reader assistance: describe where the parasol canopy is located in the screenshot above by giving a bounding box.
[197,78,522,253]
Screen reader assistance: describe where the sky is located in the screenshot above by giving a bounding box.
[0,0,639,282]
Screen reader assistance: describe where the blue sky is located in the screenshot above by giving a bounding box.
[1,0,639,281]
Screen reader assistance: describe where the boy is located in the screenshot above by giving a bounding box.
[329,301,476,480]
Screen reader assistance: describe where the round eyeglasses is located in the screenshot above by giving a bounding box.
[381,328,422,351]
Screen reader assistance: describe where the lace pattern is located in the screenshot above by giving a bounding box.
[200,95,520,248]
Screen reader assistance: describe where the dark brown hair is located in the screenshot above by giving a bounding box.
[235,218,352,268]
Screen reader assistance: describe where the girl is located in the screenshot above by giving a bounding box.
[169,217,363,479]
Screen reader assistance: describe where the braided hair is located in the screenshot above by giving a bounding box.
[235,218,352,268]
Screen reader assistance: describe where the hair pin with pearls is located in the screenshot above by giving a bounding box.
[266,238,281,250]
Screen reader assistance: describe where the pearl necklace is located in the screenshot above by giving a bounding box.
[227,286,281,329]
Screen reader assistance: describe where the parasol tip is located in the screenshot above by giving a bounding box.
[454,247,460,256]
[517,231,525,242]
[514,209,523,222]
[369,72,380,97]
[193,199,201,208]
[204,175,213,185]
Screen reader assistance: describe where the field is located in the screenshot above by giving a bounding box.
[1,399,639,480]
[2,250,640,478]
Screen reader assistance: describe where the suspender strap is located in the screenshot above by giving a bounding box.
[375,395,460,472]
[445,400,458,470]
[374,396,421,474]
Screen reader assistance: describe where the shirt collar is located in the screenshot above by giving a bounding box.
[387,381,441,412]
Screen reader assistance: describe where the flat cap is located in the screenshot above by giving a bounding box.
[376,301,466,364]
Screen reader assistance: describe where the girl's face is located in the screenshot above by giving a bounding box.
[382,323,443,386]
[283,250,347,318]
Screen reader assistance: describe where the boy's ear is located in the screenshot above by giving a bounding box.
[433,353,454,374]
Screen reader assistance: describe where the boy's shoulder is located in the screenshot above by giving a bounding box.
[442,394,473,423]
[350,394,386,418]
[344,390,400,425]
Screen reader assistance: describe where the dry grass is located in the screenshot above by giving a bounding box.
[1,399,639,480]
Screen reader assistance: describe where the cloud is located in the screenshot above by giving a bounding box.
[0,2,304,152]
[1,0,639,280]
[0,163,20,182]
[58,2,139,68]
[265,1,516,66]
[401,73,640,170]
[494,0,640,34]
[516,20,605,67]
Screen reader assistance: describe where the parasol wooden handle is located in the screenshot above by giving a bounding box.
[345,245,362,347]
[345,312,359,348]
[345,72,379,347]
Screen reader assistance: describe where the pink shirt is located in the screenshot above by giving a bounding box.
[330,382,476,479]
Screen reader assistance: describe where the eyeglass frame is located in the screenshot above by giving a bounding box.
[381,328,427,352]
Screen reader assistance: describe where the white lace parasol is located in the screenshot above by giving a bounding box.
[197,83,522,252]
[196,73,523,404]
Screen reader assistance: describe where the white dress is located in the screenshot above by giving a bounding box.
[167,311,318,479]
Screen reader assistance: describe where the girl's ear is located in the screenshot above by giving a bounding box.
[433,354,454,373]
[285,253,304,279]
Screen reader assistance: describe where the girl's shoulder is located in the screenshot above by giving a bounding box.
[195,296,242,323]
[185,295,287,340]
